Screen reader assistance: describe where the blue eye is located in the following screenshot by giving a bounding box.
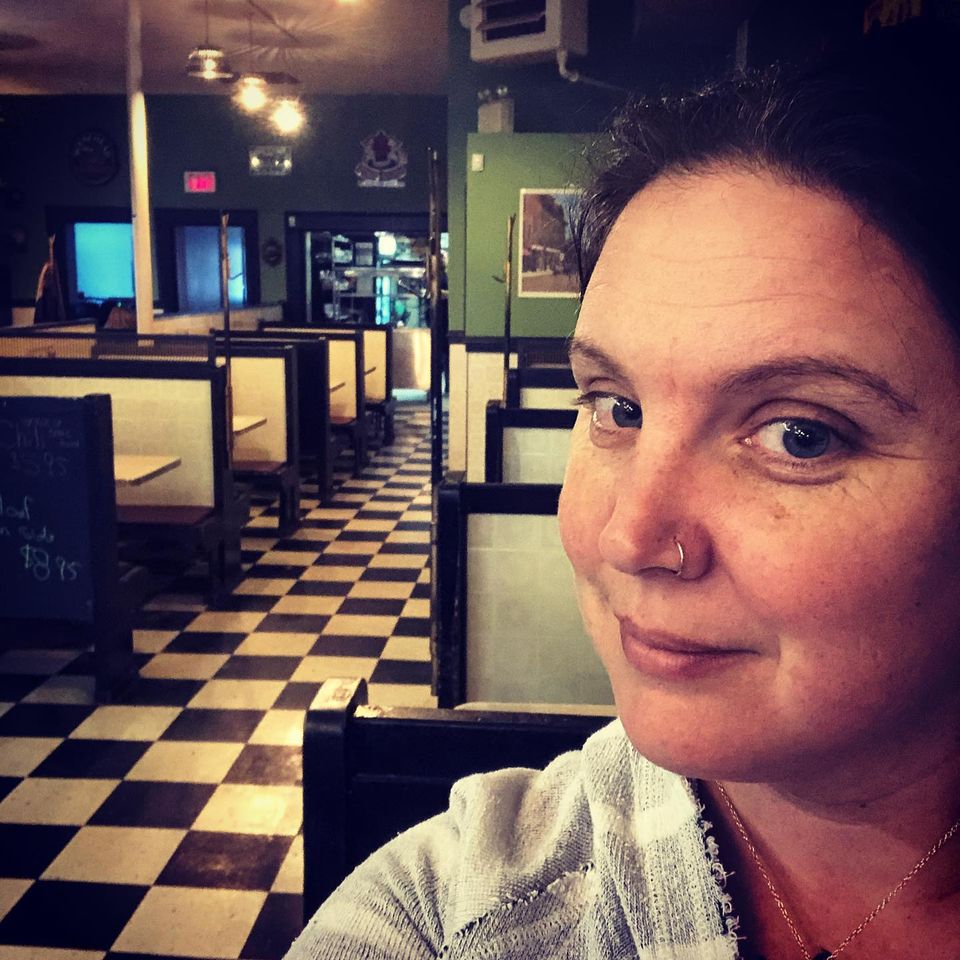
[754,419,834,459]
[577,393,643,431]
[610,396,642,429]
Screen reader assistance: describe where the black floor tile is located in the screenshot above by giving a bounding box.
[0,775,19,802]
[114,677,205,706]
[369,659,432,685]
[337,598,406,616]
[163,632,248,654]
[131,610,197,631]
[355,510,402,521]
[0,823,78,878]
[297,519,350,530]
[314,551,376,566]
[394,617,431,637]
[337,530,389,543]
[215,656,301,681]
[160,708,266,743]
[225,745,301,785]
[0,674,48,702]
[378,542,430,555]
[286,581,351,597]
[208,595,277,612]
[308,635,386,658]
[32,739,150,779]
[0,703,93,737]
[395,520,431,530]
[256,614,330,633]
[0,879,147,949]
[157,831,292,890]
[359,568,420,582]
[273,682,320,709]
[89,780,216,829]
[241,892,304,960]
[246,564,313,578]
[410,583,431,599]
[271,539,326,552]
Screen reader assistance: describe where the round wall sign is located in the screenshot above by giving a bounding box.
[69,129,120,186]
[261,237,283,267]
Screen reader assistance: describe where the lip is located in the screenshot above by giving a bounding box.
[617,619,752,681]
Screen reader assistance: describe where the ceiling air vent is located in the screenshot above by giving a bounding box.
[467,0,588,64]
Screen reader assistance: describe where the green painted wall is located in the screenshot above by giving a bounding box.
[465,133,591,339]
[0,92,446,306]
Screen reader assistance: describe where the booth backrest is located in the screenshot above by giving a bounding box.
[0,358,225,509]
[485,402,575,483]
[506,366,578,409]
[222,346,297,465]
[433,480,613,708]
[327,338,358,422]
[151,304,281,335]
[262,323,390,403]
[301,676,611,921]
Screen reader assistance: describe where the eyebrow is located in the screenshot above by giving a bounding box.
[568,337,919,416]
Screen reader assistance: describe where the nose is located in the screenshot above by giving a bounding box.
[597,445,713,581]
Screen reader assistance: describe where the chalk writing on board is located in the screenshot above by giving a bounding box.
[0,416,80,451]
[20,544,81,583]
[0,493,32,520]
[7,450,70,479]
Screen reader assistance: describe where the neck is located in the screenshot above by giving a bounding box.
[701,740,960,958]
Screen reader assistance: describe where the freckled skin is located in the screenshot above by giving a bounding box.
[558,167,960,797]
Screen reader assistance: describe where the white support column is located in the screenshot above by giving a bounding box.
[127,0,155,333]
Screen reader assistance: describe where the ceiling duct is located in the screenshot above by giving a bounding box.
[465,0,587,64]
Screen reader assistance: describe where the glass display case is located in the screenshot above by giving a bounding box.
[307,229,444,327]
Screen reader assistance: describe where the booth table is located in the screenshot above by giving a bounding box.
[233,414,267,435]
[114,454,182,486]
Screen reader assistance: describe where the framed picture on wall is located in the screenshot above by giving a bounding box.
[517,188,580,298]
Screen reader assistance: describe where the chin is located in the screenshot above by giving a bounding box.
[613,689,785,785]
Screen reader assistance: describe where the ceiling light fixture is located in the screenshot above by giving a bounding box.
[187,0,232,80]
[235,73,268,111]
[234,11,269,112]
[271,97,305,135]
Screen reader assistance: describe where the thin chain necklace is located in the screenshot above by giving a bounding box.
[713,782,960,960]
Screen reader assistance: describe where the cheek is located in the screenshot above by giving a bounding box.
[558,442,610,579]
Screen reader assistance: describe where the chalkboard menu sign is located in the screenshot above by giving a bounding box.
[0,394,112,622]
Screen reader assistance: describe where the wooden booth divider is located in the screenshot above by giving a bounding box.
[0,347,243,600]
[432,478,614,710]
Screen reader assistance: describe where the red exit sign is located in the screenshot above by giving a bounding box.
[183,171,217,193]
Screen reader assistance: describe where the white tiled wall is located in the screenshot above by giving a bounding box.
[502,426,572,484]
[152,304,280,335]
[465,350,513,482]
[230,356,287,463]
[0,375,215,507]
[447,343,467,472]
[465,513,613,706]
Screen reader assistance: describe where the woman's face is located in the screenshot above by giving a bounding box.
[558,167,960,788]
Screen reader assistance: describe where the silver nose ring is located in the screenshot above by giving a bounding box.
[673,538,685,578]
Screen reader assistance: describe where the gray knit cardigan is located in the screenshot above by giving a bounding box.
[286,719,741,960]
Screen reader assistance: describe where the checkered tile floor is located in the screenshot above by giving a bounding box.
[0,403,436,960]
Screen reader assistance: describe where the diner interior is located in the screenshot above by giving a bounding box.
[0,0,927,957]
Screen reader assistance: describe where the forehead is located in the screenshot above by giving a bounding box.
[579,168,959,396]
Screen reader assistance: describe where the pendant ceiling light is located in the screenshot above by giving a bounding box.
[270,97,305,135]
[234,11,268,112]
[187,0,232,80]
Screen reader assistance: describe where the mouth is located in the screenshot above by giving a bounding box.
[617,618,752,681]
